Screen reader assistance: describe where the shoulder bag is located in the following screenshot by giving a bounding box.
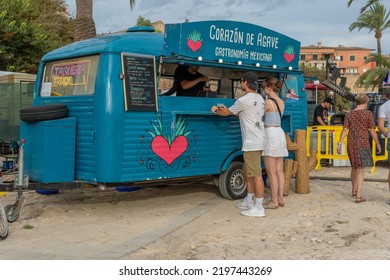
[268,98,282,119]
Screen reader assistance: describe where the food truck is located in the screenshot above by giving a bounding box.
[12,20,307,202]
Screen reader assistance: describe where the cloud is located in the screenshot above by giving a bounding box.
[64,0,390,54]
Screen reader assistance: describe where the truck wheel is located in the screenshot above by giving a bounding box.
[20,104,68,122]
[218,161,246,200]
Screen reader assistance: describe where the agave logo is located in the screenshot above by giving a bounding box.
[187,30,203,52]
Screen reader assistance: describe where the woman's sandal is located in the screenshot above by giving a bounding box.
[278,202,285,207]
[355,197,366,203]
[264,202,279,209]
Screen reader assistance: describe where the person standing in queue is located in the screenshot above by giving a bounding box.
[312,97,334,125]
[177,65,210,97]
[261,77,289,209]
[211,71,266,217]
[378,93,390,205]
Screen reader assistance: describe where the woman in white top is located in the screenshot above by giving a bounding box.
[262,77,289,209]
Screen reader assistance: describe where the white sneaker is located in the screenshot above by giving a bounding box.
[241,207,265,217]
[236,199,253,210]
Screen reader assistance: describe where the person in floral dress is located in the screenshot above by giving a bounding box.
[337,93,381,203]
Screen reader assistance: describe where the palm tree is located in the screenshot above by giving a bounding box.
[74,0,96,41]
[347,0,380,13]
[349,2,390,55]
[355,53,390,89]
[74,0,136,41]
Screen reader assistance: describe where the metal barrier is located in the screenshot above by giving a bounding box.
[306,125,388,174]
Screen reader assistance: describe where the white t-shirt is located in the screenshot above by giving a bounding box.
[229,92,266,151]
[378,100,390,138]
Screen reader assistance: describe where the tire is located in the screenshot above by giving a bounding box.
[5,204,19,223]
[20,104,68,122]
[0,200,9,240]
[218,161,246,200]
[212,175,219,187]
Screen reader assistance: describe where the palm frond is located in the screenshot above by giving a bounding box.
[347,0,381,12]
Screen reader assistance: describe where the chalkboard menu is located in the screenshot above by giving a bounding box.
[121,53,157,112]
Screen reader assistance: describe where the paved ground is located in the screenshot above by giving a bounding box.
[311,161,389,182]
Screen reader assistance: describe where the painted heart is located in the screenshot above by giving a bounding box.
[151,135,188,165]
[187,39,202,52]
[284,53,295,63]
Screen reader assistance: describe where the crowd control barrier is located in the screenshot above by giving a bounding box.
[306,125,388,174]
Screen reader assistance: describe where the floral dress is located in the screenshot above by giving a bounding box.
[343,109,375,168]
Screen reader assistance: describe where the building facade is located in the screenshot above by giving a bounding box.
[300,42,376,93]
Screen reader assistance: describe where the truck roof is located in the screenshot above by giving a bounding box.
[41,21,302,74]
[42,29,164,61]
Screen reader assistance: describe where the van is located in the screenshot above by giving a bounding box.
[18,20,307,200]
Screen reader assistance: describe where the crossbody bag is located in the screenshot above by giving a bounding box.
[268,97,282,119]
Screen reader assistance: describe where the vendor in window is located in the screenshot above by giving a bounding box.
[177,65,210,97]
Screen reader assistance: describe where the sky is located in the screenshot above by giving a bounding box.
[64,0,390,54]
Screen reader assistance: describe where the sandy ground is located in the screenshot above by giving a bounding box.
[0,165,390,260]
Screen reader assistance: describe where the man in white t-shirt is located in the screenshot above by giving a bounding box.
[378,93,390,205]
[211,71,266,217]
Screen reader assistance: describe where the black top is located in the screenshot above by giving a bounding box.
[177,69,205,97]
[161,65,189,96]
[313,104,329,125]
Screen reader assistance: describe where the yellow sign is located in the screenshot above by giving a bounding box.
[50,60,90,91]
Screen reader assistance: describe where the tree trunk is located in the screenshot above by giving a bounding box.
[74,0,96,41]
[376,36,382,56]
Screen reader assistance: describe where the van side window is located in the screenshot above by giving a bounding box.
[40,55,99,97]
[282,75,299,101]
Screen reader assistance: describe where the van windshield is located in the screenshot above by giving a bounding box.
[40,55,99,97]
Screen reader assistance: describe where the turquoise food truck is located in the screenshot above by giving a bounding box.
[16,20,307,200]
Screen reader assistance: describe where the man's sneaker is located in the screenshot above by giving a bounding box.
[241,207,265,217]
[236,199,252,210]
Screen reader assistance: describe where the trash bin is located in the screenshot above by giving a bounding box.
[330,114,345,125]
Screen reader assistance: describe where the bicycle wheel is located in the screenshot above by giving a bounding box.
[0,199,9,240]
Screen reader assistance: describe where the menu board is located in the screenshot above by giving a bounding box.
[121,53,157,111]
